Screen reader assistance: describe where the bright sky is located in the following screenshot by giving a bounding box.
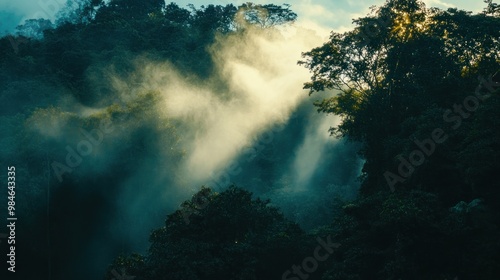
[0,0,487,36]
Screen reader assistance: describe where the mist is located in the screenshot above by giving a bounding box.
[0,8,362,280]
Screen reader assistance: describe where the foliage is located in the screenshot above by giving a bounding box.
[2,0,499,279]
[106,186,307,280]
[0,2,303,279]
[300,0,500,279]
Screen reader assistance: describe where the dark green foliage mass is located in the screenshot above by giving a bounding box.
[106,186,308,280]
[1,0,499,279]
[300,0,500,279]
[0,2,298,280]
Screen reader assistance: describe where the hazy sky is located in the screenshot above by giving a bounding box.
[0,0,487,36]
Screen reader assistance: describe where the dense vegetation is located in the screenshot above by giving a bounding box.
[298,0,500,279]
[0,0,499,279]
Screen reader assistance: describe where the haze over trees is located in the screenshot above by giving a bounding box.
[0,0,499,279]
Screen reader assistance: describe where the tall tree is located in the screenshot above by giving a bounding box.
[299,0,500,194]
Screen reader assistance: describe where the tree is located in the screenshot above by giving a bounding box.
[56,0,104,25]
[483,0,500,16]
[106,186,307,280]
[164,2,191,26]
[189,4,238,34]
[97,0,165,21]
[299,0,500,194]
[299,1,500,277]
[16,19,53,38]
[234,3,297,29]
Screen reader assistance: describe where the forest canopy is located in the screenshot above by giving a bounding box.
[0,0,499,279]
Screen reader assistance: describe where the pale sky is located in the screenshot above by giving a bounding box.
[0,0,487,36]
